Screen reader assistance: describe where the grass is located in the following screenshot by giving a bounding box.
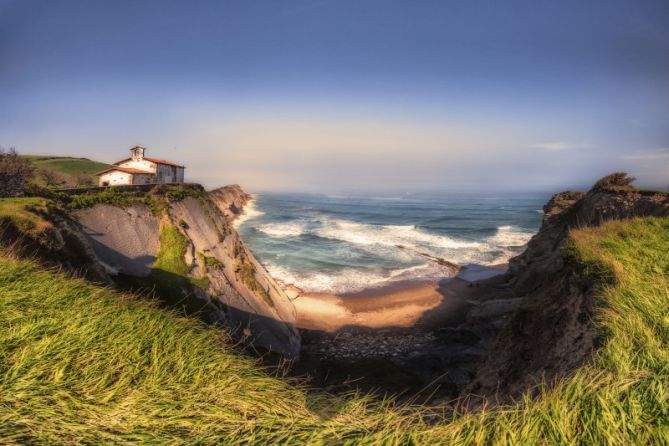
[0,197,53,238]
[153,222,209,291]
[68,187,164,215]
[66,184,206,215]
[22,155,110,185]
[153,221,191,278]
[0,216,668,444]
[239,261,274,308]
[136,221,209,315]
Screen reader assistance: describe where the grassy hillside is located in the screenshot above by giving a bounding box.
[22,156,110,186]
[0,215,668,444]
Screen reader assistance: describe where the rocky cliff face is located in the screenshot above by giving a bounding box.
[74,186,299,359]
[209,184,253,222]
[467,175,669,401]
[76,204,160,278]
[171,196,300,358]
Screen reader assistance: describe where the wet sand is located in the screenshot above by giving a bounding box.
[293,264,508,332]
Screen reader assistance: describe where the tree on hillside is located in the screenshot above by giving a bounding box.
[72,173,95,187]
[39,168,66,187]
[0,147,35,197]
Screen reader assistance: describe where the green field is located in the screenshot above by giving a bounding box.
[21,156,110,185]
[0,207,668,444]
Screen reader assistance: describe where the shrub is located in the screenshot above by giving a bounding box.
[150,184,206,202]
[0,147,34,197]
[590,172,636,193]
[38,168,66,187]
[68,187,152,210]
[72,173,95,187]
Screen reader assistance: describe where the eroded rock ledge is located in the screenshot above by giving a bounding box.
[468,175,669,403]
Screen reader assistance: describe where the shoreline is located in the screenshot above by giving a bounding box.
[232,194,513,333]
[292,263,508,332]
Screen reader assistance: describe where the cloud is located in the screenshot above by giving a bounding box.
[532,142,592,152]
[621,149,669,161]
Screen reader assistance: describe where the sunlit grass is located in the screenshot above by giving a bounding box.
[0,216,667,444]
[21,155,110,184]
[0,197,52,238]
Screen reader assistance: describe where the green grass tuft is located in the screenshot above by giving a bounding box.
[239,261,273,308]
[68,188,165,215]
[153,222,191,277]
[0,197,53,239]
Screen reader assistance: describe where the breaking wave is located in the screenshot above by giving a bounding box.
[487,225,534,248]
[233,200,265,228]
[266,262,450,294]
[315,219,483,250]
[257,222,306,238]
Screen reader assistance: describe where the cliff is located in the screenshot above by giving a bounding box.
[0,184,300,359]
[209,184,253,221]
[467,174,669,401]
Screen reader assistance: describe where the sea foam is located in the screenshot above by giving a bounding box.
[315,219,482,250]
[257,222,306,238]
[266,261,452,294]
[233,200,265,228]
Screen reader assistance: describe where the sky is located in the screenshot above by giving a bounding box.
[1,0,668,192]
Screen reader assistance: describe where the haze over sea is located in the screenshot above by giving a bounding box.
[236,192,549,294]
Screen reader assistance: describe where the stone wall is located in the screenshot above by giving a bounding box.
[0,172,25,197]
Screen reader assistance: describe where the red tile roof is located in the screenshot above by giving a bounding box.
[113,157,185,168]
[96,166,155,176]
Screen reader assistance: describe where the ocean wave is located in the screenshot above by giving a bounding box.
[257,222,305,238]
[233,200,265,228]
[266,262,454,294]
[486,225,534,248]
[315,219,482,250]
[472,225,534,265]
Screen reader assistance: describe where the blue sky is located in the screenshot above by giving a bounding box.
[1,0,667,192]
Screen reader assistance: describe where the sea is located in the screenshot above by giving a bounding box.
[235,192,549,294]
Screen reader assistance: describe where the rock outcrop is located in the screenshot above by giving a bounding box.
[209,184,253,222]
[76,204,160,277]
[171,196,300,358]
[467,174,669,401]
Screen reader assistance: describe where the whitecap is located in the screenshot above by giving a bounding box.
[257,222,305,238]
[487,225,534,248]
[314,219,482,251]
[233,199,265,228]
[266,261,455,294]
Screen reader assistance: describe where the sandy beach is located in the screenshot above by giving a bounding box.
[292,264,508,332]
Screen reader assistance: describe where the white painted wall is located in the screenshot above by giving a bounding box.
[118,159,157,173]
[116,160,184,183]
[99,171,132,186]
